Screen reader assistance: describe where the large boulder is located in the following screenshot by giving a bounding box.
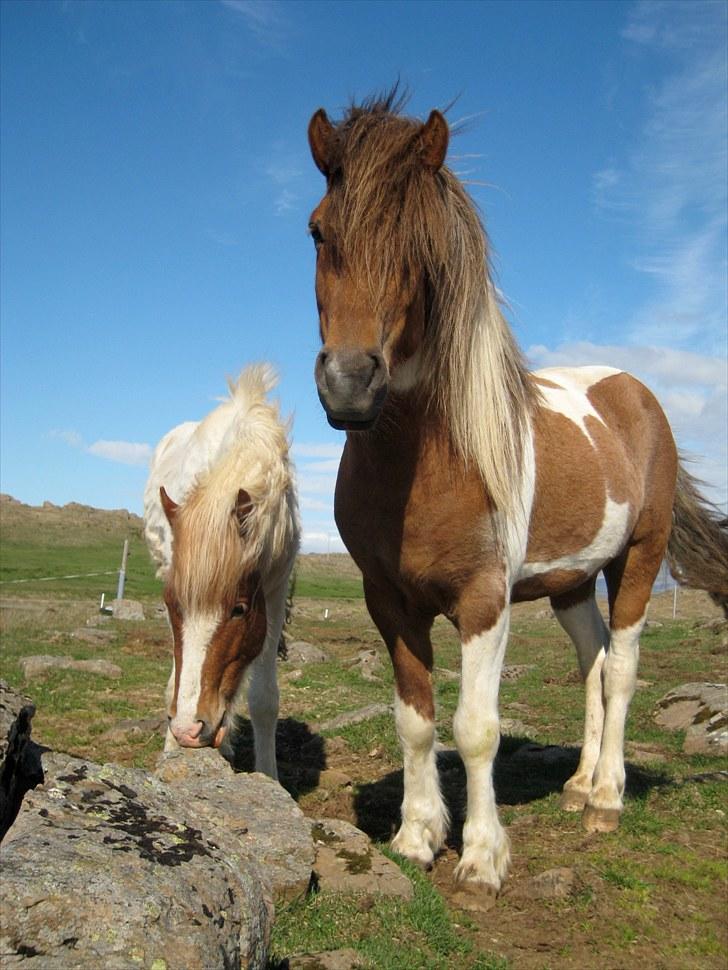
[0,752,273,969]
[0,681,43,840]
[156,748,315,901]
[654,683,728,754]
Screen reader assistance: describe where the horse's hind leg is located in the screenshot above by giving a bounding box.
[551,582,609,813]
[582,541,663,832]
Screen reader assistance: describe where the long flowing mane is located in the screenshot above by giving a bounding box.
[323,90,538,517]
[148,365,298,610]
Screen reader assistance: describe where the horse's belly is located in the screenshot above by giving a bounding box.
[513,495,633,601]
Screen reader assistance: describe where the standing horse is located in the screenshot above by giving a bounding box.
[143,364,299,779]
[306,92,727,891]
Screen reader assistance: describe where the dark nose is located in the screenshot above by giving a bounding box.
[315,347,388,429]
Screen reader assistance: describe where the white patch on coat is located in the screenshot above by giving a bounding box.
[171,610,220,732]
[518,495,632,580]
[534,366,620,446]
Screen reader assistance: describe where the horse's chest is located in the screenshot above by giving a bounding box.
[335,441,496,601]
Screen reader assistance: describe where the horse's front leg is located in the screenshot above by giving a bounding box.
[364,578,448,869]
[245,578,288,780]
[452,579,511,891]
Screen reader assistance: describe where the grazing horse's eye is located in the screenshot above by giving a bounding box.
[308,222,324,247]
[231,601,249,619]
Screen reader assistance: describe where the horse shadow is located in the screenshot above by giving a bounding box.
[353,735,670,849]
[221,716,326,799]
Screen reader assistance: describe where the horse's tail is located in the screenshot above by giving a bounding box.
[666,462,728,616]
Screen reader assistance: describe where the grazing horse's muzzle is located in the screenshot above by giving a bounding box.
[169,717,226,749]
[315,346,388,430]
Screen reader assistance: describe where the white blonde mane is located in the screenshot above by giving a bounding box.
[144,364,299,607]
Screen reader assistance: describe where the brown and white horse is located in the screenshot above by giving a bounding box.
[144,365,300,778]
[306,92,727,891]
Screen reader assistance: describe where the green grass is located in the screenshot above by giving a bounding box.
[269,852,509,969]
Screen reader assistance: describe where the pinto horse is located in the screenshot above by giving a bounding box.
[307,92,728,891]
[144,365,299,778]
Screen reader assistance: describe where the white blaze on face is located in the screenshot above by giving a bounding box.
[171,610,220,734]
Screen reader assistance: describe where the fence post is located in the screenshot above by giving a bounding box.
[116,539,129,601]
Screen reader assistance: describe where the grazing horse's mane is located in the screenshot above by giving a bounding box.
[323,89,538,517]
[171,365,296,610]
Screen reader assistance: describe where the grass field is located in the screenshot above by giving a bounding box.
[1,495,726,969]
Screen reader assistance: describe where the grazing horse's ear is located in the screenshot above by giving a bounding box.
[234,488,254,535]
[308,108,334,177]
[159,486,178,524]
[420,110,449,172]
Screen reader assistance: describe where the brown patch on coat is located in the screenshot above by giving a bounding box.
[512,569,591,604]
[587,373,678,629]
[526,409,608,563]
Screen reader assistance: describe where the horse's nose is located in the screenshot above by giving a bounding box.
[315,346,388,429]
[171,719,208,747]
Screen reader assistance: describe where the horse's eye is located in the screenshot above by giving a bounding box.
[308,222,324,247]
[231,601,249,619]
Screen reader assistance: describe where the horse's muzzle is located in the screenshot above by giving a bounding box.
[170,718,226,749]
[315,347,388,430]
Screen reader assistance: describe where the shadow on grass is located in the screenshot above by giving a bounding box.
[353,735,671,849]
[221,716,327,799]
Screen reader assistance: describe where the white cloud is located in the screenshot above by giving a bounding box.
[86,440,153,467]
[300,530,347,555]
[52,429,153,467]
[293,443,344,459]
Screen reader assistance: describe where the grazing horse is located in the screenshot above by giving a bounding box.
[306,91,728,891]
[143,365,300,778]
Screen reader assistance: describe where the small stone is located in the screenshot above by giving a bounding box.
[285,641,328,664]
[19,655,122,680]
[312,818,413,900]
[111,598,145,621]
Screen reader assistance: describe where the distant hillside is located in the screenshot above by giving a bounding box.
[0,494,144,546]
[0,495,364,600]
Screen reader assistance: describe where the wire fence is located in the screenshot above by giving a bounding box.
[0,571,118,585]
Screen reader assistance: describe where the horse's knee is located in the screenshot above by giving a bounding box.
[453,712,499,762]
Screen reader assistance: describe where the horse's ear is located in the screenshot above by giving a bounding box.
[159,486,178,524]
[234,488,254,534]
[308,108,334,177]
[420,110,449,172]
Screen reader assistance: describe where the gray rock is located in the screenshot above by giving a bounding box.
[0,681,43,841]
[345,649,384,682]
[654,683,728,754]
[156,748,315,902]
[311,817,413,900]
[103,715,167,742]
[19,655,122,680]
[285,641,328,664]
[111,598,145,621]
[71,627,115,644]
[1,751,272,969]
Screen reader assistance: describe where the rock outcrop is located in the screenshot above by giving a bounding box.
[654,683,728,754]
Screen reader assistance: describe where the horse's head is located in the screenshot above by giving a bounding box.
[159,485,267,748]
[307,99,450,430]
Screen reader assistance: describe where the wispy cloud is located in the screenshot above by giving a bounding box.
[261,145,307,215]
[220,0,289,52]
[292,440,345,552]
[594,1,727,355]
[51,430,153,467]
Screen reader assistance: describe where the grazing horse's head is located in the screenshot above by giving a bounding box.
[159,485,267,748]
[307,92,453,431]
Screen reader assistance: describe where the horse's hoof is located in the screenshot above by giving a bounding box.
[582,805,621,833]
[560,789,588,813]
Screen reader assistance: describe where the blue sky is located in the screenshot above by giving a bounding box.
[1,0,726,552]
